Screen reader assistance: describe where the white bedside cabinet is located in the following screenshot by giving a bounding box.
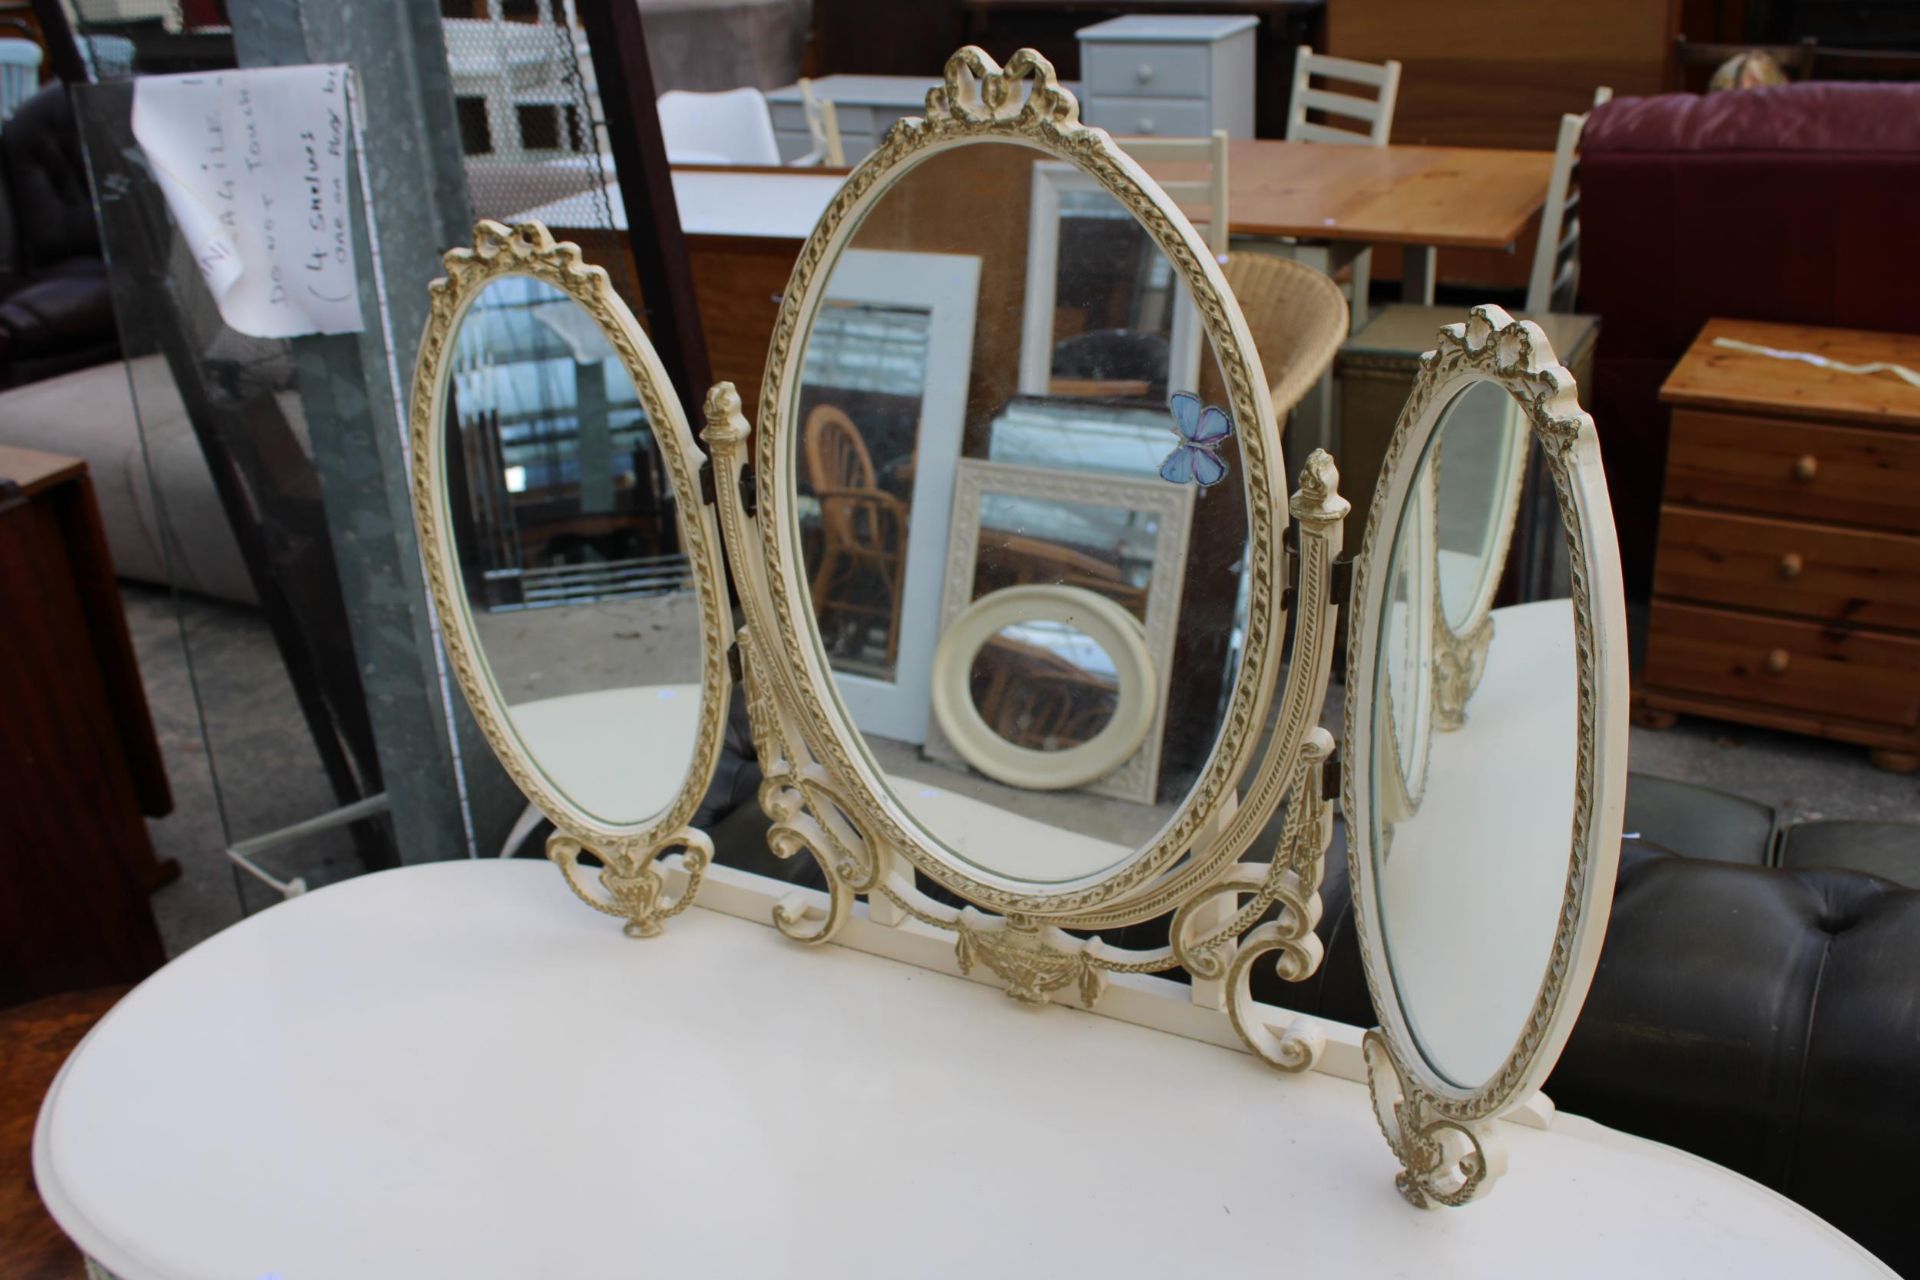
[1075,14,1258,139]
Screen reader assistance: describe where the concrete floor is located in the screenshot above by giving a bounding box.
[128,582,1917,959]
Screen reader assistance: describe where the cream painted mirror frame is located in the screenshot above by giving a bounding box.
[704,48,1353,1062]
[1343,306,1629,1207]
[409,220,733,938]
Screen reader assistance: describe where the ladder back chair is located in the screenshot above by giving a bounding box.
[1285,46,1401,148]
[1115,129,1229,260]
[1525,89,1610,316]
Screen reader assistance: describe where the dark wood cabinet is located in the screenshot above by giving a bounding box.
[0,446,174,1006]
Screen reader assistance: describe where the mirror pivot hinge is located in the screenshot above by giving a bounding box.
[698,461,758,517]
[1330,558,1354,608]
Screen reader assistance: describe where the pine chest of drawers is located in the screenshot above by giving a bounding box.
[1639,319,1920,772]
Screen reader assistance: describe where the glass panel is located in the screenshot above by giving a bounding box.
[790,138,1249,885]
[443,275,701,826]
[1370,381,1575,1090]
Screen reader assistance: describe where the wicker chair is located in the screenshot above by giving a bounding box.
[1221,252,1350,438]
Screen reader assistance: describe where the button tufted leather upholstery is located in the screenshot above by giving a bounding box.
[0,85,119,387]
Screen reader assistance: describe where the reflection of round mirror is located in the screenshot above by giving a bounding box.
[440,274,704,827]
[967,619,1120,751]
[787,135,1254,888]
[1346,309,1628,1164]
[930,585,1156,796]
[1433,380,1529,632]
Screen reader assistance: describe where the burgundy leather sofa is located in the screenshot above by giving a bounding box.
[1576,83,1920,599]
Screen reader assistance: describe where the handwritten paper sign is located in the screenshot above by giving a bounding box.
[132,65,364,339]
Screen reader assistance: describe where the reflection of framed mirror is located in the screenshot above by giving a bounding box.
[409,220,732,937]
[1344,306,1629,1206]
[924,458,1193,803]
[797,247,982,746]
[1017,160,1203,399]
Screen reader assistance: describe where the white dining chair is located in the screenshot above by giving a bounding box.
[1524,93,1609,316]
[1285,45,1401,148]
[656,87,783,167]
[1115,130,1229,261]
[795,77,847,167]
[1279,46,1402,336]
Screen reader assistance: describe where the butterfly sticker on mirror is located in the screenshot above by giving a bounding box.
[1161,391,1233,488]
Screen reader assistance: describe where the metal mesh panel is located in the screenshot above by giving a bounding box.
[439,1,627,296]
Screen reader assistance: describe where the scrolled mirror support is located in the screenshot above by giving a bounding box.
[1363,1032,1508,1207]
[549,832,710,939]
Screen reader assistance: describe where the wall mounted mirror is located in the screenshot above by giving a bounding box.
[409,221,731,937]
[1345,307,1629,1207]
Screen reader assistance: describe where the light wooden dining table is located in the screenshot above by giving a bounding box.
[1149,138,1558,305]
[511,143,1555,451]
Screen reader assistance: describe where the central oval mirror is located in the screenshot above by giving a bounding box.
[786,134,1255,888]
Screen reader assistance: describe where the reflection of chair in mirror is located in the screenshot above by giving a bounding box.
[804,403,907,667]
[970,633,1119,752]
[976,532,1148,619]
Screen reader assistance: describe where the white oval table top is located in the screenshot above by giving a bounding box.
[37,860,1891,1279]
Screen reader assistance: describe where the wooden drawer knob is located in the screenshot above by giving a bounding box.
[1136,62,1156,83]
[1138,116,1157,134]
[1792,454,1819,481]
[1779,552,1804,578]
[1765,648,1791,674]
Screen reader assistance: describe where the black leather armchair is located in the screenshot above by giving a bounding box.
[0,84,119,388]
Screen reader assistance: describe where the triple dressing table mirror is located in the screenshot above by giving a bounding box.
[31,47,1893,1279]
[416,50,1660,1206]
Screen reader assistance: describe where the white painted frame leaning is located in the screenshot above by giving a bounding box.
[806,246,982,746]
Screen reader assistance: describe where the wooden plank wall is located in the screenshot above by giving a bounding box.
[1327,0,1681,151]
